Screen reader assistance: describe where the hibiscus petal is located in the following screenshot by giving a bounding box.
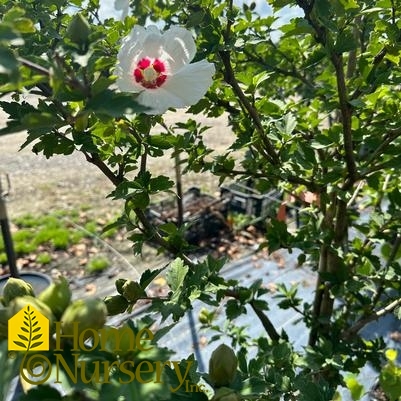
[116,26,145,76]
[116,26,163,92]
[162,60,215,105]
[136,88,184,115]
[161,27,196,73]
[117,26,161,71]
[135,59,215,115]
[141,26,164,59]
[116,25,215,114]
[116,74,143,93]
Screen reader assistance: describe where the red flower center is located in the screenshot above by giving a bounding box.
[133,58,167,89]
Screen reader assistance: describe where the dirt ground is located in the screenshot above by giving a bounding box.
[0,94,232,218]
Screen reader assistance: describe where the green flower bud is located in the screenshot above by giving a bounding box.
[199,307,212,324]
[212,387,240,401]
[0,308,10,340]
[121,280,145,303]
[209,344,238,387]
[61,298,107,341]
[9,296,55,331]
[74,112,89,133]
[3,278,35,306]
[66,13,90,47]
[104,294,129,316]
[115,278,127,295]
[38,277,71,319]
[101,323,135,356]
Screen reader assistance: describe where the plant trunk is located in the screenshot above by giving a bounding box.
[309,196,348,346]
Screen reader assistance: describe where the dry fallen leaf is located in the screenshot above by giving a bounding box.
[154,277,167,286]
[85,283,97,295]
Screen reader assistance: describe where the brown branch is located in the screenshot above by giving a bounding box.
[214,167,322,193]
[134,207,194,268]
[84,152,121,186]
[18,57,50,76]
[219,51,279,165]
[361,126,401,171]
[224,289,281,342]
[219,0,279,165]
[332,54,357,183]
[346,17,360,79]
[343,298,401,339]
[250,300,281,342]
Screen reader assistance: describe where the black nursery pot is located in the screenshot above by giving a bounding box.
[0,272,52,295]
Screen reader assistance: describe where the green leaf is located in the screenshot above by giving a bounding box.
[226,299,246,319]
[149,175,175,193]
[166,258,188,292]
[159,222,178,235]
[282,113,297,136]
[338,0,359,9]
[13,18,35,33]
[148,133,177,149]
[128,190,150,209]
[379,360,401,401]
[3,6,26,23]
[334,29,358,53]
[86,90,148,117]
[0,46,19,75]
[344,374,364,401]
[30,341,44,349]
[31,134,75,158]
[21,112,63,129]
[0,23,23,44]
[385,349,398,363]
[252,71,272,89]
[139,267,165,289]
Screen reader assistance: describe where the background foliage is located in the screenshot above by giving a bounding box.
[1,0,401,400]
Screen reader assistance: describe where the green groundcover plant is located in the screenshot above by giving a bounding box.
[1,0,401,400]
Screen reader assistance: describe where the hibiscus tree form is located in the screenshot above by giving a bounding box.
[116,25,215,115]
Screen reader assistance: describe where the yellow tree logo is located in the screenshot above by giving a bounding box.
[8,305,49,351]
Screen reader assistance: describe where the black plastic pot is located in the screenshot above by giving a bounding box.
[0,272,52,295]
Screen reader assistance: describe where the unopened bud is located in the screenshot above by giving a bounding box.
[115,278,127,295]
[209,344,238,387]
[66,13,90,47]
[199,307,211,324]
[38,277,71,319]
[3,278,35,306]
[121,280,145,303]
[104,294,129,315]
[61,298,107,340]
[9,296,55,330]
[102,323,135,356]
[74,112,89,132]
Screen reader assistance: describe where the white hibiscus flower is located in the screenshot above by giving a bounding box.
[115,25,215,115]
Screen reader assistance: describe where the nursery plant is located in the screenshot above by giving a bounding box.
[1,0,401,400]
